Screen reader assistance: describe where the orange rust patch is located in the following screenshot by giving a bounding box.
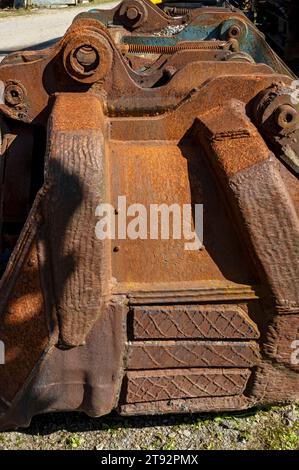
[0,242,49,402]
[211,135,270,177]
[110,141,255,284]
[50,94,104,131]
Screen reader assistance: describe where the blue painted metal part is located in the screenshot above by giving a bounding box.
[81,6,293,77]
[120,17,290,75]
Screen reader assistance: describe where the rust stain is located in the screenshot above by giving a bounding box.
[0,242,49,402]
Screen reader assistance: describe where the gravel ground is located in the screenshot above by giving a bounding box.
[0,405,298,450]
[0,2,119,57]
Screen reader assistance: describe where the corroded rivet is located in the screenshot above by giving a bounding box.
[126,6,139,20]
[119,0,148,28]
[228,24,242,39]
[275,104,297,129]
[4,83,25,107]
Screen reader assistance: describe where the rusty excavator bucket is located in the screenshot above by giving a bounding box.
[0,0,298,430]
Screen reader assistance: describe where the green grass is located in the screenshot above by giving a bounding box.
[65,433,81,449]
[256,421,299,450]
[0,8,32,18]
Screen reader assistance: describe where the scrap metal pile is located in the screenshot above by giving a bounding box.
[0,0,298,429]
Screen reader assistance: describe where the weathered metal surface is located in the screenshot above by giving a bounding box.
[79,0,294,76]
[0,242,48,405]
[129,305,259,339]
[124,368,251,403]
[43,94,110,347]
[0,0,298,429]
[126,341,260,369]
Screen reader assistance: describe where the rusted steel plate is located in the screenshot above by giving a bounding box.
[197,103,299,311]
[264,315,299,372]
[118,282,260,304]
[0,241,49,403]
[44,94,110,347]
[110,142,254,284]
[250,362,299,405]
[125,369,251,403]
[0,298,127,430]
[126,341,260,369]
[130,305,259,340]
[120,395,250,416]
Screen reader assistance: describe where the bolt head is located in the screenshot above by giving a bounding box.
[126,6,139,20]
[228,25,242,39]
[4,84,24,107]
[275,104,297,129]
